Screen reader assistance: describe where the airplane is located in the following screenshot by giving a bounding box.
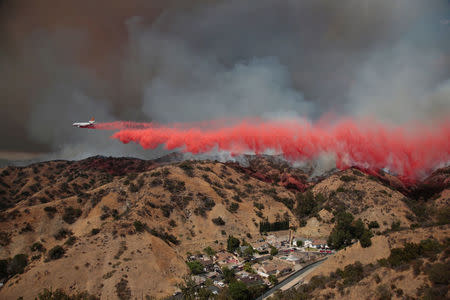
[73,117,96,128]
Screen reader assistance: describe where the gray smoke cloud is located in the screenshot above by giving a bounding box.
[0,0,448,163]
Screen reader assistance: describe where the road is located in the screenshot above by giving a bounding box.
[256,258,328,300]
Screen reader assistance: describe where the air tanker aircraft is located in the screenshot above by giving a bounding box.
[72,118,96,128]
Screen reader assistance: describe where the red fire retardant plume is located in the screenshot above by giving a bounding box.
[103,118,450,183]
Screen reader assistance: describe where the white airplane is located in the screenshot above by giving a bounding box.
[73,117,96,128]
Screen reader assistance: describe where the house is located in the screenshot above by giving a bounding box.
[238,245,250,253]
[192,275,206,285]
[215,251,240,268]
[253,253,271,262]
[206,286,220,295]
[312,239,328,249]
[214,280,225,288]
[205,271,221,280]
[198,257,215,271]
[279,254,303,265]
[255,258,293,278]
[252,241,270,253]
[303,239,313,248]
[240,274,265,286]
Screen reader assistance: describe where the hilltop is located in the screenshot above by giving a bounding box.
[0,154,448,299]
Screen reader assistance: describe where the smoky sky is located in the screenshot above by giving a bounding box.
[0,0,449,160]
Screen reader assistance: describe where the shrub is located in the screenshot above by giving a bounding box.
[336,186,347,193]
[115,278,131,300]
[179,161,195,177]
[436,207,450,225]
[340,175,357,182]
[327,212,372,250]
[150,178,162,187]
[227,236,240,252]
[203,246,216,256]
[270,245,278,256]
[19,223,33,234]
[259,220,289,232]
[427,262,450,285]
[31,254,41,261]
[253,202,264,210]
[268,274,278,285]
[359,230,373,248]
[228,281,251,300]
[341,262,364,285]
[62,206,82,224]
[390,220,401,231]
[65,236,77,246]
[160,204,174,218]
[91,228,100,236]
[48,246,65,260]
[228,202,239,213]
[186,261,204,275]
[384,239,442,268]
[31,242,45,252]
[368,221,380,229]
[44,206,57,218]
[148,228,180,245]
[133,221,145,233]
[128,183,138,193]
[54,228,73,240]
[232,194,242,203]
[163,179,185,193]
[8,254,28,275]
[295,191,319,218]
[212,217,225,226]
[376,284,392,300]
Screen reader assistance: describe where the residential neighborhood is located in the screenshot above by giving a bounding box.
[177,230,334,296]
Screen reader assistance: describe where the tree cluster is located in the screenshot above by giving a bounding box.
[327,212,373,249]
[259,220,289,233]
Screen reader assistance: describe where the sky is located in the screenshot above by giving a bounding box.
[0,0,449,162]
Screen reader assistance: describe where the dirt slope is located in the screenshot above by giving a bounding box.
[0,155,448,299]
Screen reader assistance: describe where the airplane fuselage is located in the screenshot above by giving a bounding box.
[73,120,96,128]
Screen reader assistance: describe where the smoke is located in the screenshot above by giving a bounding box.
[0,0,449,166]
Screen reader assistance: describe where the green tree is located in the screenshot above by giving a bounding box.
[0,259,8,279]
[222,267,236,284]
[228,281,251,300]
[296,240,303,247]
[8,254,28,275]
[270,245,278,256]
[328,212,372,250]
[295,191,318,218]
[186,261,204,275]
[268,274,278,285]
[36,288,99,300]
[243,262,255,273]
[133,220,145,232]
[48,246,65,260]
[227,235,241,252]
[359,229,373,248]
[368,221,380,229]
[243,246,254,258]
[203,246,216,256]
[427,262,450,285]
[177,275,197,300]
[352,219,365,239]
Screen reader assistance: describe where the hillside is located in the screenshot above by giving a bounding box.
[0,155,448,299]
